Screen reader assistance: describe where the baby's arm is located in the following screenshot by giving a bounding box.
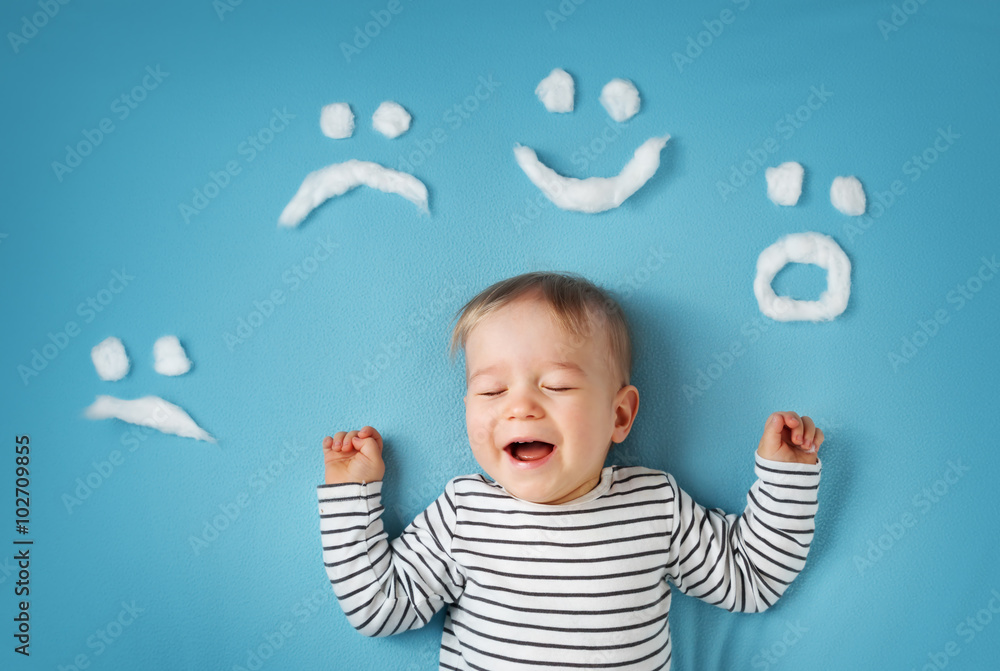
[664,413,822,613]
[317,429,466,636]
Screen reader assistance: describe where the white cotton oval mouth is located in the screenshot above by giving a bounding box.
[278,160,429,227]
[754,232,851,322]
[513,135,669,213]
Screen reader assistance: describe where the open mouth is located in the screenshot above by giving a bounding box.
[504,440,556,462]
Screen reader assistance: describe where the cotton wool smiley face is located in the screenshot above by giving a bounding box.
[278,101,429,227]
[514,68,671,213]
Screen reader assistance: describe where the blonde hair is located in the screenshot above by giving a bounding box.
[448,271,632,387]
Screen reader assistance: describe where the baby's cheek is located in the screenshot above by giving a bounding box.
[591,398,620,439]
[466,412,492,446]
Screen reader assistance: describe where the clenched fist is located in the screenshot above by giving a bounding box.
[756,411,823,465]
[323,426,386,485]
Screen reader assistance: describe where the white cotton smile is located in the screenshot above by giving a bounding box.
[278,160,429,227]
[513,135,669,213]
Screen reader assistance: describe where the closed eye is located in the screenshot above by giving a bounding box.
[477,387,574,396]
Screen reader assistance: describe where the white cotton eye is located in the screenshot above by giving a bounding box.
[372,101,412,138]
[830,175,866,216]
[320,102,354,139]
[91,337,129,381]
[599,78,640,122]
[153,335,192,376]
[535,68,575,113]
[766,162,804,206]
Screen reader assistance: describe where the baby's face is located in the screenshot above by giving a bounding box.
[463,293,637,504]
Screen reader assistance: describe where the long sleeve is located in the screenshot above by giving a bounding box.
[664,452,821,613]
[317,478,467,637]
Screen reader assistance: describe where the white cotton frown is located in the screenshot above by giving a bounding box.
[535,68,575,113]
[766,162,804,206]
[153,335,192,376]
[372,101,411,138]
[279,160,429,227]
[84,395,215,443]
[91,337,129,381]
[513,135,669,213]
[599,78,640,122]
[830,175,866,215]
[320,103,355,139]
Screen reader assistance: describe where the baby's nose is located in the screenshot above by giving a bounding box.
[504,386,545,419]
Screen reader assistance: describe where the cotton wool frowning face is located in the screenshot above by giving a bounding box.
[84,336,215,443]
[278,100,429,227]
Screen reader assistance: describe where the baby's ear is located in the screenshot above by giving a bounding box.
[611,385,640,442]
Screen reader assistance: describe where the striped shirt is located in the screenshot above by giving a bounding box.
[317,453,821,670]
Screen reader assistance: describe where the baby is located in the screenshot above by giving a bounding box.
[317,271,823,670]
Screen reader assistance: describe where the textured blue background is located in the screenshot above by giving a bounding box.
[2,0,999,669]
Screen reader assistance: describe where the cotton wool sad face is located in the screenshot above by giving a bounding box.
[279,101,429,228]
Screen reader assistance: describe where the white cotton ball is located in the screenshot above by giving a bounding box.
[535,68,575,113]
[765,162,804,206]
[372,101,412,138]
[320,103,354,139]
[599,78,640,122]
[153,335,192,376]
[830,175,866,216]
[91,337,129,381]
